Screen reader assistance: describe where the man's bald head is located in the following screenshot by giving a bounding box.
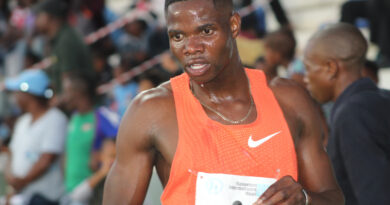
[165,0,233,15]
[307,23,367,69]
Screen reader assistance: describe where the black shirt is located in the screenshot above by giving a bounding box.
[328,78,390,205]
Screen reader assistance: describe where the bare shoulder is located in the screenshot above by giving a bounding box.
[269,77,315,116]
[130,81,174,112]
[103,83,176,205]
[268,77,322,143]
[118,81,176,149]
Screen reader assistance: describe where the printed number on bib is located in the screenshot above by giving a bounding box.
[195,172,276,205]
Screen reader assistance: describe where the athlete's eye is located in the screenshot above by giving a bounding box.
[171,33,184,41]
[202,28,214,35]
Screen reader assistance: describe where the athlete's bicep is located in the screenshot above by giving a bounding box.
[292,88,343,200]
[271,78,342,202]
[103,94,157,205]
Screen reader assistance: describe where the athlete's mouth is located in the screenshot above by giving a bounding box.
[185,59,211,76]
[189,64,208,70]
[186,58,210,70]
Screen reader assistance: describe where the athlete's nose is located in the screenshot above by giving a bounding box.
[184,36,204,56]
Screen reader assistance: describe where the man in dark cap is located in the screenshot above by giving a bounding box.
[34,0,94,96]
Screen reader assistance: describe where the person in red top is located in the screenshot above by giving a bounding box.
[103,0,344,204]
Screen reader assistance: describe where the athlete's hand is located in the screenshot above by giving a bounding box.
[253,176,310,205]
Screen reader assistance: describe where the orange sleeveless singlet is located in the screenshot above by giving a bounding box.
[161,69,298,204]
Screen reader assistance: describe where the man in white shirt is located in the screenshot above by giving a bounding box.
[4,69,68,205]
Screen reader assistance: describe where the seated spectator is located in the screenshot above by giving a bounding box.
[61,138,115,205]
[304,23,390,205]
[61,73,119,194]
[4,69,67,205]
[263,28,305,86]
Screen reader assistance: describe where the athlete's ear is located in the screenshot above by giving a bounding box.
[230,12,241,39]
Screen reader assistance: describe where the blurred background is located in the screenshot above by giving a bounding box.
[0,0,388,204]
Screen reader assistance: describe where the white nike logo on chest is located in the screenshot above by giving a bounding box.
[248,131,282,148]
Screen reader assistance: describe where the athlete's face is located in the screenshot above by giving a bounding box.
[303,46,334,103]
[166,0,240,84]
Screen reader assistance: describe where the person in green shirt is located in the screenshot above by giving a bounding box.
[62,73,119,193]
[34,0,94,94]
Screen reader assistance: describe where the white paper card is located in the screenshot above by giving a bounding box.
[195,172,277,205]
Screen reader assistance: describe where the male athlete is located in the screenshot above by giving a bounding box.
[103,0,344,204]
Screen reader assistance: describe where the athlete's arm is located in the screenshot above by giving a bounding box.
[103,86,174,205]
[254,78,344,205]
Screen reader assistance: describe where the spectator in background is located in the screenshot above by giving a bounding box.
[61,138,116,205]
[147,26,169,57]
[4,69,67,205]
[117,18,150,66]
[236,13,264,67]
[34,0,94,95]
[9,0,37,35]
[110,59,139,117]
[234,0,291,32]
[69,0,106,34]
[91,50,113,86]
[261,28,305,86]
[304,23,390,205]
[340,0,390,67]
[136,52,183,93]
[0,0,10,70]
[62,73,119,194]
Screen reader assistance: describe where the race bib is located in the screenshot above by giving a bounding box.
[195,172,276,205]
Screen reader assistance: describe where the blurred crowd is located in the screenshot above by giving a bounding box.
[0,0,388,204]
[0,0,180,204]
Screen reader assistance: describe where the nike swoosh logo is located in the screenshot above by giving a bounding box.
[248,131,282,148]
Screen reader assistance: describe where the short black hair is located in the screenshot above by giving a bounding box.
[165,0,233,13]
[264,28,296,61]
[308,23,368,67]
